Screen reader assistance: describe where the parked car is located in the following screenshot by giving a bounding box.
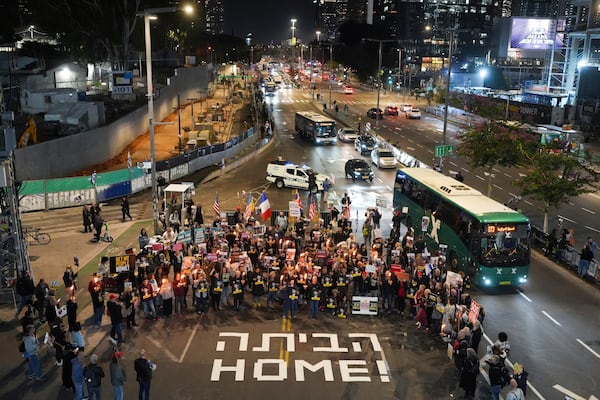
[344,159,374,182]
[371,148,397,169]
[407,108,422,119]
[385,105,399,116]
[366,108,384,119]
[354,135,377,155]
[337,127,358,143]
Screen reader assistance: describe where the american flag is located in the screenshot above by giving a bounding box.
[308,194,317,221]
[295,190,303,214]
[213,193,220,218]
[243,193,254,221]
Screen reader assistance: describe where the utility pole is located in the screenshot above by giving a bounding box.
[365,38,394,128]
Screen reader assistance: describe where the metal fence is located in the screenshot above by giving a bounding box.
[18,127,256,212]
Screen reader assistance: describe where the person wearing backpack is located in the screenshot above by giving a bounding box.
[84,353,105,400]
[486,354,508,400]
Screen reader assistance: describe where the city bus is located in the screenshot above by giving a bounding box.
[294,111,337,144]
[393,168,530,287]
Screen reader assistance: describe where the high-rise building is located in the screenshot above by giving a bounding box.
[204,0,224,34]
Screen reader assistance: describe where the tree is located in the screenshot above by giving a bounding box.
[455,121,537,196]
[514,151,597,232]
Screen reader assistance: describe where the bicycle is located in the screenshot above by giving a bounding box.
[23,226,51,245]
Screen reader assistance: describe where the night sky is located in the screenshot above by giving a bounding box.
[223,0,317,44]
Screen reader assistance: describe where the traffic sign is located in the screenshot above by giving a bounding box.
[435,145,454,157]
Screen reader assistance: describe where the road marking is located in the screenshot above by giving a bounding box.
[567,201,575,206]
[586,225,600,233]
[557,214,576,224]
[524,200,533,206]
[518,173,526,177]
[449,161,457,166]
[407,138,414,143]
[581,207,596,215]
[179,324,199,363]
[476,175,485,181]
[377,178,383,183]
[553,384,598,400]
[394,127,402,130]
[503,173,512,178]
[417,128,424,132]
[589,193,600,199]
[393,131,399,135]
[386,185,392,191]
[461,167,469,173]
[493,184,503,190]
[517,290,532,302]
[147,335,180,363]
[509,192,518,198]
[492,167,500,173]
[427,149,434,154]
[576,339,600,358]
[399,134,405,138]
[417,143,424,148]
[406,146,415,151]
[542,311,562,326]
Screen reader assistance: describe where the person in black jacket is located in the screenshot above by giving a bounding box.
[459,348,479,398]
[16,271,35,317]
[134,349,153,400]
[107,294,124,344]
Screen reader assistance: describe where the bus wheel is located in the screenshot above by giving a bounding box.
[276,179,285,189]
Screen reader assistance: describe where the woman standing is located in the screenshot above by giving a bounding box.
[138,228,150,251]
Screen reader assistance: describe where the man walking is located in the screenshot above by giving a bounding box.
[121,197,132,221]
[134,349,153,400]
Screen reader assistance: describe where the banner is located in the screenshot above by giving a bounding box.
[351,296,378,315]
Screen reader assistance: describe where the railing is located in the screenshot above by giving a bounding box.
[18,127,256,212]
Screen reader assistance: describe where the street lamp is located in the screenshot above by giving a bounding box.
[365,38,394,128]
[397,48,402,97]
[142,5,193,234]
[291,19,297,65]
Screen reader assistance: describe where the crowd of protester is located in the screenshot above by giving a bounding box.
[15,200,531,398]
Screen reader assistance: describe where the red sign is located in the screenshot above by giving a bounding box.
[468,299,480,324]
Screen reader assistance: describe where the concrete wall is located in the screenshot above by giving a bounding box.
[14,65,213,181]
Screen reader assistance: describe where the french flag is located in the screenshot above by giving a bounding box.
[258,191,272,221]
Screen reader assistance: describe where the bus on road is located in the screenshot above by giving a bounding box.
[295,111,337,144]
[393,168,530,287]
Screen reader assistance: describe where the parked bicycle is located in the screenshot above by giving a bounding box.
[23,226,51,245]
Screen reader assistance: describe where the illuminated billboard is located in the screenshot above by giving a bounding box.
[510,18,562,50]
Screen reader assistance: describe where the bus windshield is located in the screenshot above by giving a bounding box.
[478,223,530,267]
[315,123,335,138]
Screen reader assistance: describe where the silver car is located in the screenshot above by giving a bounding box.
[337,127,358,143]
[371,148,397,169]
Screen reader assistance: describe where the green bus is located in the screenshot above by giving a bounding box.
[393,168,530,287]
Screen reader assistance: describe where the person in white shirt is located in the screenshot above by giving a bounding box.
[162,227,176,244]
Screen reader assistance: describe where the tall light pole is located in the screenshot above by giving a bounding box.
[365,39,394,128]
[397,48,402,97]
[316,31,321,99]
[142,5,193,234]
[291,18,297,65]
[328,44,333,108]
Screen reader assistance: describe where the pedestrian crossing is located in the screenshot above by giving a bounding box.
[274,98,377,106]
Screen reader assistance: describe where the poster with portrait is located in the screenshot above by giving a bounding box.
[421,216,430,232]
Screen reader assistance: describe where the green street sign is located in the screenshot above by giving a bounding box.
[435,145,454,157]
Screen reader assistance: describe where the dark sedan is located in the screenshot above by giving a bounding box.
[345,159,374,182]
[354,135,377,155]
[366,108,384,119]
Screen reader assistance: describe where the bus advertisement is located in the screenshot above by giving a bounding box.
[393,168,530,287]
[295,111,337,144]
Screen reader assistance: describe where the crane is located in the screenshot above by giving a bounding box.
[17,116,37,148]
